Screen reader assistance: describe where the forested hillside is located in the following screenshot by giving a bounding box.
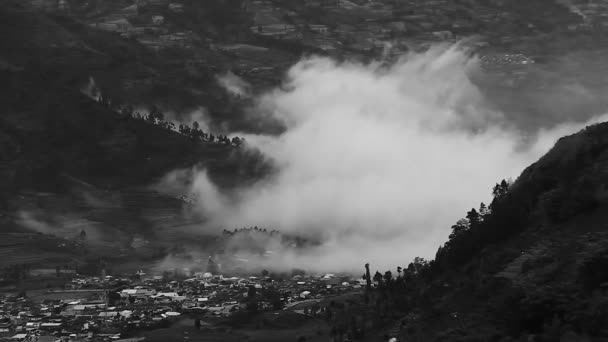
[365,122,608,341]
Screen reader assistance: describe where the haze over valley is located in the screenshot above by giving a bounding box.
[3,1,608,341]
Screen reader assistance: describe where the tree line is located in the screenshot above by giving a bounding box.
[94,95,244,147]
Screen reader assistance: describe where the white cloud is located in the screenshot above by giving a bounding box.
[170,43,608,273]
[216,71,251,98]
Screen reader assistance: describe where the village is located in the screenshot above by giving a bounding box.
[0,259,366,342]
[24,0,608,106]
[7,1,608,341]
[31,0,599,73]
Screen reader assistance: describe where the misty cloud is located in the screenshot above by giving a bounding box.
[216,71,251,98]
[167,43,608,273]
[81,76,102,102]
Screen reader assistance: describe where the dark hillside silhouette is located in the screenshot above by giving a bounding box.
[369,122,608,341]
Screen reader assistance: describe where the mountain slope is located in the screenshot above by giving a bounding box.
[0,0,274,277]
[382,122,608,341]
[0,0,272,194]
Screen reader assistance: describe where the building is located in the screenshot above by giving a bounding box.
[151,15,165,25]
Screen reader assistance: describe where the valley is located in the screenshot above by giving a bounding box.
[3,0,608,341]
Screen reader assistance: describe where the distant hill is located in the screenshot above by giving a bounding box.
[0,0,274,278]
[0,0,271,194]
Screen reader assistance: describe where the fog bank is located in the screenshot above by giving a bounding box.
[165,43,608,274]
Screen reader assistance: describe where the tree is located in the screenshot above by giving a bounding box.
[192,121,199,130]
[155,109,165,123]
[248,285,257,298]
[182,124,191,136]
[383,271,393,284]
[120,105,134,117]
[449,218,469,240]
[365,263,372,290]
[261,269,269,277]
[147,106,158,124]
[246,285,259,314]
[264,286,283,310]
[373,271,383,284]
[407,257,429,275]
[479,202,489,217]
[291,268,306,277]
[492,179,510,199]
[466,208,480,226]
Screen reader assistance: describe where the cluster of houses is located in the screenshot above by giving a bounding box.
[29,0,606,58]
[244,0,497,55]
[0,270,364,342]
[479,53,535,70]
[84,0,196,50]
[565,0,608,31]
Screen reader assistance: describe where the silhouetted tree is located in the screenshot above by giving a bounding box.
[383,271,393,286]
[492,179,510,200]
[248,285,257,298]
[365,263,372,290]
[479,202,489,217]
[373,271,383,284]
[466,208,480,227]
[449,218,469,240]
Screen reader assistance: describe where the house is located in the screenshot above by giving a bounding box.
[120,288,155,298]
[39,322,62,330]
[308,24,329,34]
[151,15,165,25]
[168,3,184,13]
[153,292,185,301]
[10,334,28,340]
[432,30,453,40]
[252,24,297,37]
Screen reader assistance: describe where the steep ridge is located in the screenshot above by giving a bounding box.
[384,122,608,341]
